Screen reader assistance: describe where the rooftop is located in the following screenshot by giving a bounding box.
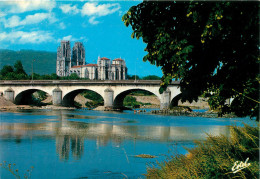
[86,64,98,67]
[71,64,97,68]
[113,58,124,61]
[100,57,110,60]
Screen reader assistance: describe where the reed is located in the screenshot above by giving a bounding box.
[146,124,259,178]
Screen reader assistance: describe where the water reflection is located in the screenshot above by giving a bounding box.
[0,110,232,161]
[55,135,84,160]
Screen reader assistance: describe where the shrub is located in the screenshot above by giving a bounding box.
[146,124,259,178]
[124,96,139,107]
[82,91,104,108]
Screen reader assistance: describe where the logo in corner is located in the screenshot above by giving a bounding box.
[232,157,251,173]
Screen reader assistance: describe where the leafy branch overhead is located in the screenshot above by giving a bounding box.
[122,1,259,118]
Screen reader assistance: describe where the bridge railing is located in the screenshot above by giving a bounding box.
[0,80,180,85]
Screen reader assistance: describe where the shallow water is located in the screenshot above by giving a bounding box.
[0,109,257,178]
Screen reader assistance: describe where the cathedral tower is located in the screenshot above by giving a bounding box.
[56,40,71,77]
[72,42,85,67]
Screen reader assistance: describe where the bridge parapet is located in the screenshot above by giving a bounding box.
[0,80,180,85]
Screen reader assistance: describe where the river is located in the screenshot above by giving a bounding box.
[0,109,257,178]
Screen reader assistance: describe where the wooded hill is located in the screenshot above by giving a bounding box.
[0,49,56,75]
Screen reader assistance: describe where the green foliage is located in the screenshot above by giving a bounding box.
[68,73,80,80]
[29,95,43,106]
[14,60,26,75]
[0,65,14,76]
[124,96,140,108]
[123,95,151,108]
[146,124,259,178]
[82,91,104,108]
[123,1,259,118]
[82,91,103,102]
[0,60,87,81]
[130,90,154,96]
[74,101,82,108]
[0,61,29,80]
[85,101,104,108]
[27,73,60,80]
[34,91,47,101]
[27,91,49,106]
[142,75,161,80]
[124,95,136,104]
[127,74,140,80]
[50,73,59,80]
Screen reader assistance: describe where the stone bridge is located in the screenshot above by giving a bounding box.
[0,80,181,109]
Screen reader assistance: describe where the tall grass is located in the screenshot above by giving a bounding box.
[146,124,259,178]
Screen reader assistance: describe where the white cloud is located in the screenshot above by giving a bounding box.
[59,22,66,29]
[59,4,79,15]
[81,2,120,17]
[89,16,99,25]
[58,2,120,25]
[0,31,54,44]
[0,11,6,17]
[61,35,74,41]
[2,0,56,13]
[2,12,57,28]
[58,35,87,43]
[2,15,20,28]
[81,2,120,25]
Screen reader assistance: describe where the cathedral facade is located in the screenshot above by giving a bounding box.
[56,40,127,80]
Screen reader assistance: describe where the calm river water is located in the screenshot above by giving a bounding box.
[0,109,257,178]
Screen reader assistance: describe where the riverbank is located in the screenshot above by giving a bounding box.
[146,124,259,178]
[0,96,229,119]
[151,107,238,118]
[0,96,226,118]
[0,95,76,111]
[0,105,76,111]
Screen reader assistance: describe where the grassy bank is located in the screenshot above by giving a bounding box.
[146,124,259,178]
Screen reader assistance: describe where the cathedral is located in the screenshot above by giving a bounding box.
[56,40,127,80]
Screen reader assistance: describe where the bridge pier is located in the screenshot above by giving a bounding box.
[4,88,15,103]
[160,89,171,110]
[104,88,114,108]
[53,88,62,106]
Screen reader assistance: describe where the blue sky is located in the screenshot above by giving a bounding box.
[0,0,163,77]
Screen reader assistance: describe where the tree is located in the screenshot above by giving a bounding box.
[142,75,161,80]
[50,73,59,80]
[14,60,26,75]
[0,65,14,76]
[30,73,41,80]
[127,74,140,80]
[68,73,80,80]
[123,1,259,118]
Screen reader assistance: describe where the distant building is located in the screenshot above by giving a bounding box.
[97,57,127,80]
[72,42,85,67]
[56,40,127,80]
[70,64,98,79]
[56,40,71,77]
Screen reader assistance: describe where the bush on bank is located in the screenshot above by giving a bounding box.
[146,124,259,178]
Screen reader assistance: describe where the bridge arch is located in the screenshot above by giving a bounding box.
[170,93,182,107]
[113,88,160,109]
[14,88,50,105]
[62,89,104,107]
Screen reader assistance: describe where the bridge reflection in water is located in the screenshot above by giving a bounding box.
[0,110,231,161]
